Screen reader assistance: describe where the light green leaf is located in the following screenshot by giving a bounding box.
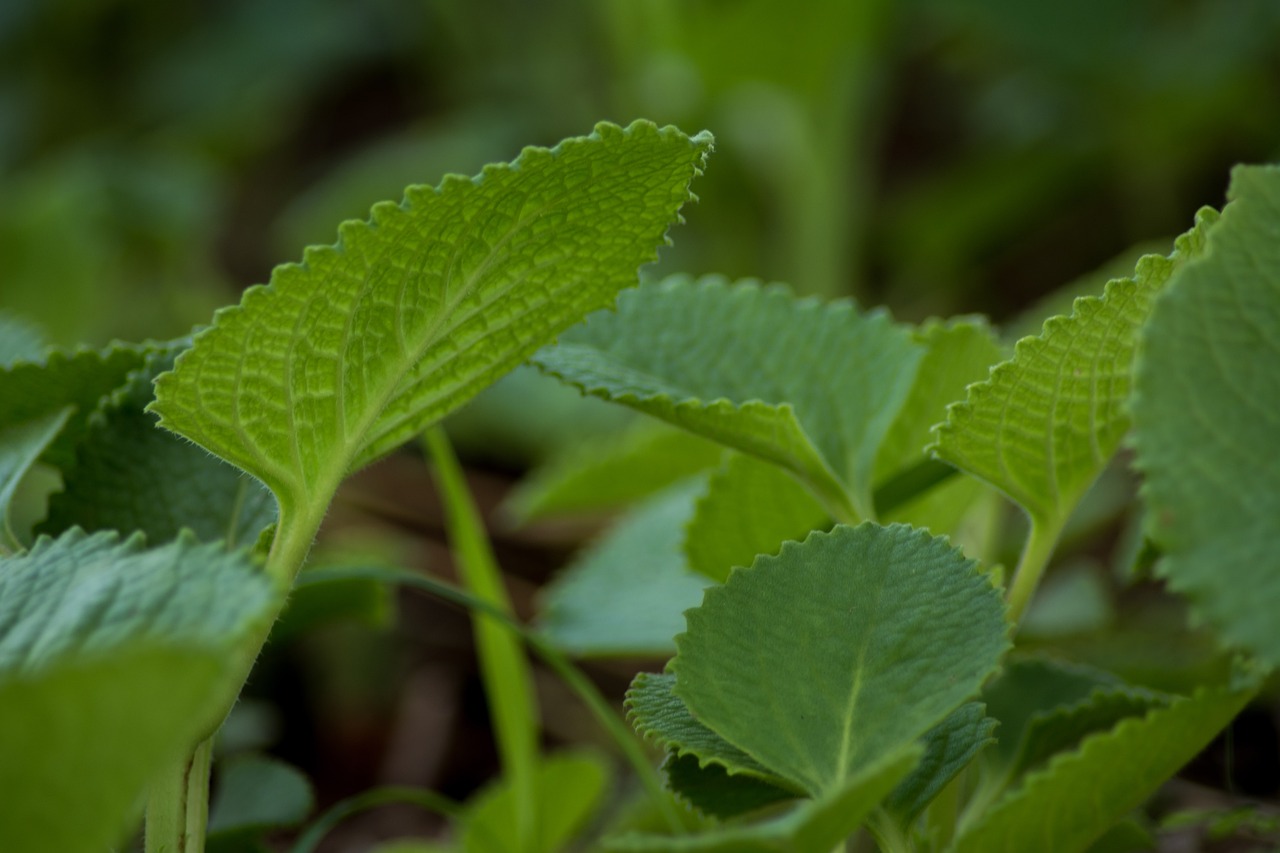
[461,751,610,853]
[954,679,1256,853]
[0,529,280,853]
[504,421,723,524]
[930,209,1217,528]
[0,311,48,365]
[534,276,924,522]
[0,645,232,853]
[538,481,713,657]
[606,745,920,853]
[683,453,826,583]
[674,523,1009,797]
[1132,164,1280,666]
[151,122,712,531]
[626,672,791,785]
[41,345,277,545]
[208,754,314,836]
[661,754,799,820]
[884,702,996,826]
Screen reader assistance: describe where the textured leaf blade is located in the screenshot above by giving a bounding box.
[661,753,798,820]
[930,210,1217,526]
[954,679,1256,853]
[151,122,711,519]
[41,345,277,545]
[606,745,920,853]
[884,702,996,826]
[538,482,713,657]
[534,276,923,521]
[674,523,1009,796]
[1132,165,1280,665]
[684,453,826,583]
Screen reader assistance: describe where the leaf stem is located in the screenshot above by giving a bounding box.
[1005,517,1062,627]
[424,427,540,852]
[145,736,213,853]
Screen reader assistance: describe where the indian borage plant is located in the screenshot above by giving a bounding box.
[0,121,712,853]
[517,165,1280,850]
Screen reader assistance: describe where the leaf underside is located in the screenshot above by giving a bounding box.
[1132,164,1280,666]
[150,121,712,522]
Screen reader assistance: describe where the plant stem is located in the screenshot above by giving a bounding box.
[1005,517,1062,626]
[424,427,540,852]
[145,736,213,853]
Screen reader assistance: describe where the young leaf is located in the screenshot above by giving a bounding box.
[930,208,1217,528]
[538,481,713,657]
[504,421,722,524]
[41,345,277,545]
[533,276,924,522]
[673,523,1010,797]
[606,745,921,853]
[883,702,996,826]
[0,529,280,853]
[953,679,1257,853]
[150,122,712,538]
[1132,164,1280,666]
[683,453,826,583]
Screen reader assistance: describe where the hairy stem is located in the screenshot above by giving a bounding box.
[145,736,213,853]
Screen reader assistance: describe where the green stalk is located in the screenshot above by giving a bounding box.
[1005,517,1063,627]
[424,427,540,852]
[145,736,213,853]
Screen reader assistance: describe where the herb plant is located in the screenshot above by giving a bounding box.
[0,117,1277,853]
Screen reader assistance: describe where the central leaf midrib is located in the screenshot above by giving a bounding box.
[834,568,889,789]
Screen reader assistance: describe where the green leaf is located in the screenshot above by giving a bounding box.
[953,679,1256,853]
[673,523,1009,797]
[661,754,799,820]
[1132,165,1280,666]
[460,751,610,853]
[0,311,48,365]
[41,345,277,545]
[150,122,712,531]
[683,453,826,583]
[626,672,790,785]
[883,702,996,826]
[538,481,713,657]
[930,209,1217,528]
[533,276,924,522]
[208,754,314,836]
[0,529,280,853]
[504,421,723,523]
[606,745,921,853]
[0,408,70,548]
[0,645,232,853]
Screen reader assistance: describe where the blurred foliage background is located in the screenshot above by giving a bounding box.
[4,1,1280,849]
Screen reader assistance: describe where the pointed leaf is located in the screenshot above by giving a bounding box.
[538,482,713,657]
[1132,165,1280,666]
[674,523,1010,797]
[954,679,1256,853]
[884,702,997,826]
[505,422,722,523]
[930,210,1217,527]
[534,276,923,521]
[41,345,277,545]
[150,122,712,523]
[606,745,920,853]
[684,453,826,583]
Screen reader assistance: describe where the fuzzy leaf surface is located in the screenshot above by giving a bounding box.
[930,210,1216,526]
[41,345,277,545]
[538,482,712,657]
[607,745,920,853]
[534,276,922,520]
[884,702,996,826]
[150,122,711,522]
[1132,165,1280,666]
[674,523,1009,797]
[661,753,799,820]
[954,679,1256,853]
[505,422,722,523]
[684,453,826,583]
